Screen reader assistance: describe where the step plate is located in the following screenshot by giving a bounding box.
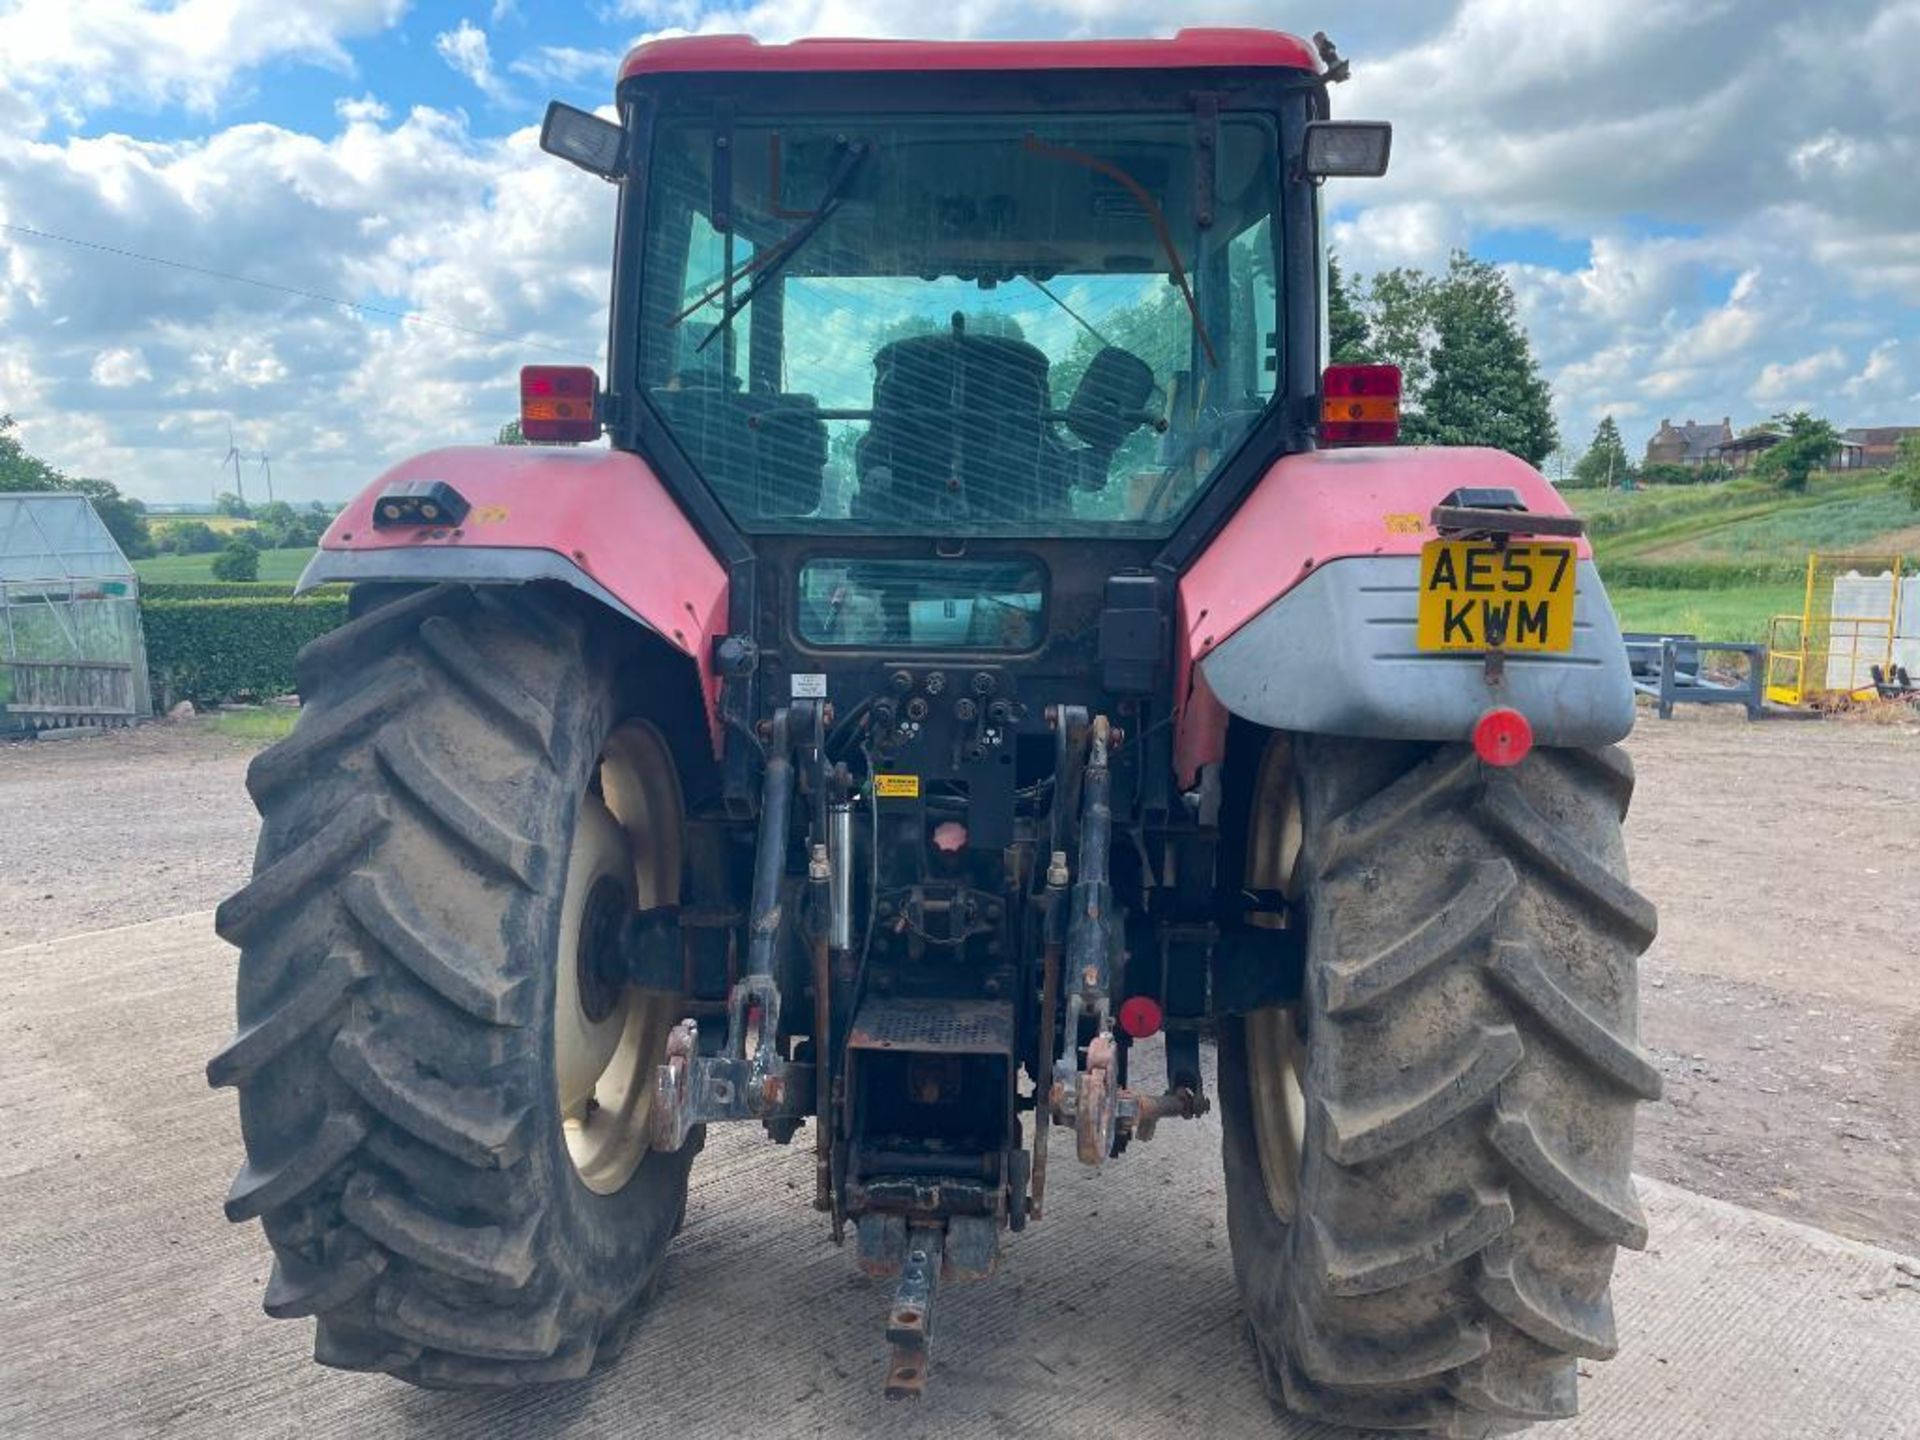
[848,998,1014,1055]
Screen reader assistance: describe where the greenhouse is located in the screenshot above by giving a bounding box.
[0,493,151,730]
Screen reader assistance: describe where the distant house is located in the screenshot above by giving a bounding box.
[1841,426,1920,469]
[1645,416,1734,467]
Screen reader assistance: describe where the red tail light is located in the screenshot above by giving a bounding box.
[1321,363,1401,446]
[520,365,602,443]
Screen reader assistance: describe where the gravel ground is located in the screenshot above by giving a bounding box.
[3,706,1917,1253]
[4,913,1918,1440]
[1622,706,1920,1253]
[0,724,258,947]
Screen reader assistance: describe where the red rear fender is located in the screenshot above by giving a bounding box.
[1174,447,1624,783]
[301,446,728,748]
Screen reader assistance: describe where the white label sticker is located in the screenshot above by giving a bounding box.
[790,672,828,698]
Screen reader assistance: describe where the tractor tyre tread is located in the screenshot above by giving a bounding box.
[211,582,697,1386]
[1222,736,1655,1437]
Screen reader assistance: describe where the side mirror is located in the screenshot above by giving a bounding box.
[540,102,626,181]
[1302,121,1392,179]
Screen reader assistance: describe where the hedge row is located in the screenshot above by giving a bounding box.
[1595,559,1808,591]
[143,595,349,705]
[141,581,296,601]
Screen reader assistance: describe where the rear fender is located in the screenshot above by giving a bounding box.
[300,446,728,750]
[1174,446,1632,783]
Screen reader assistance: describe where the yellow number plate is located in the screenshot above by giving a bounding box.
[1416,541,1576,652]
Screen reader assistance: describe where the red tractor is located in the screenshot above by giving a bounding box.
[211,28,1655,1435]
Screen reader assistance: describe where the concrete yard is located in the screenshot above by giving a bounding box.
[2,713,1919,1438]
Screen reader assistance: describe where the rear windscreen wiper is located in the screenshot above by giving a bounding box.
[689,138,872,354]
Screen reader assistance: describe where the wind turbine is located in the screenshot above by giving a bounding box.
[222,424,247,509]
[254,450,274,505]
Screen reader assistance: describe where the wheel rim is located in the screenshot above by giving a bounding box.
[1244,735,1308,1222]
[554,722,683,1196]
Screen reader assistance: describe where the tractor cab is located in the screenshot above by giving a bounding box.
[527,27,1395,1393]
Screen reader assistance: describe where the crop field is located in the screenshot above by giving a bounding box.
[1581,470,1917,640]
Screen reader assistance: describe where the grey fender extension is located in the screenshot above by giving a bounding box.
[1198,556,1635,747]
[297,546,659,639]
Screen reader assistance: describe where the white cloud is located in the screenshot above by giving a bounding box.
[0,0,406,130]
[509,45,625,86]
[1330,202,1467,275]
[1750,348,1847,405]
[89,346,151,387]
[436,19,515,104]
[0,103,612,500]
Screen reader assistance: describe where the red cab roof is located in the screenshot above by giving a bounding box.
[619,28,1319,83]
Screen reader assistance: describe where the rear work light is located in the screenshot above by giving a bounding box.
[372,479,470,530]
[520,365,602,443]
[1320,363,1401,446]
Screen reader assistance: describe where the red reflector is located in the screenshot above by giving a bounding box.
[1118,996,1163,1039]
[1323,363,1402,398]
[1473,708,1534,767]
[1321,363,1402,447]
[520,365,602,443]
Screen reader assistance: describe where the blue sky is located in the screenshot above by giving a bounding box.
[1,0,1917,502]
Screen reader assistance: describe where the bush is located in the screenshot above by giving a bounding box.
[155,519,223,555]
[251,500,329,549]
[1636,461,1724,487]
[211,540,261,582]
[142,595,349,704]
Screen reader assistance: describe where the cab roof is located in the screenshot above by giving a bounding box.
[619,28,1319,83]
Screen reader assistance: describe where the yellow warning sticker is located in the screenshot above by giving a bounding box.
[1383,511,1424,534]
[873,774,921,799]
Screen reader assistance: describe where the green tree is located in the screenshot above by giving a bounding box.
[250,501,325,549]
[1753,411,1840,493]
[495,419,529,445]
[1889,433,1920,509]
[1571,415,1632,490]
[0,414,65,491]
[1359,267,1437,402]
[210,539,261,582]
[215,491,252,518]
[1327,253,1371,364]
[0,415,152,557]
[1404,253,1558,466]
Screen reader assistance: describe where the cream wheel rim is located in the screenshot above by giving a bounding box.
[1244,735,1309,1221]
[1245,1006,1308,1222]
[554,722,683,1196]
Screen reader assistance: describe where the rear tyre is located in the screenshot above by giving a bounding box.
[1220,734,1659,1437]
[209,584,702,1386]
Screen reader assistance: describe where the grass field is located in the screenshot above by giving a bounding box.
[135,548,315,583]
[1605,582,1808,642]
[203,708,299,744]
